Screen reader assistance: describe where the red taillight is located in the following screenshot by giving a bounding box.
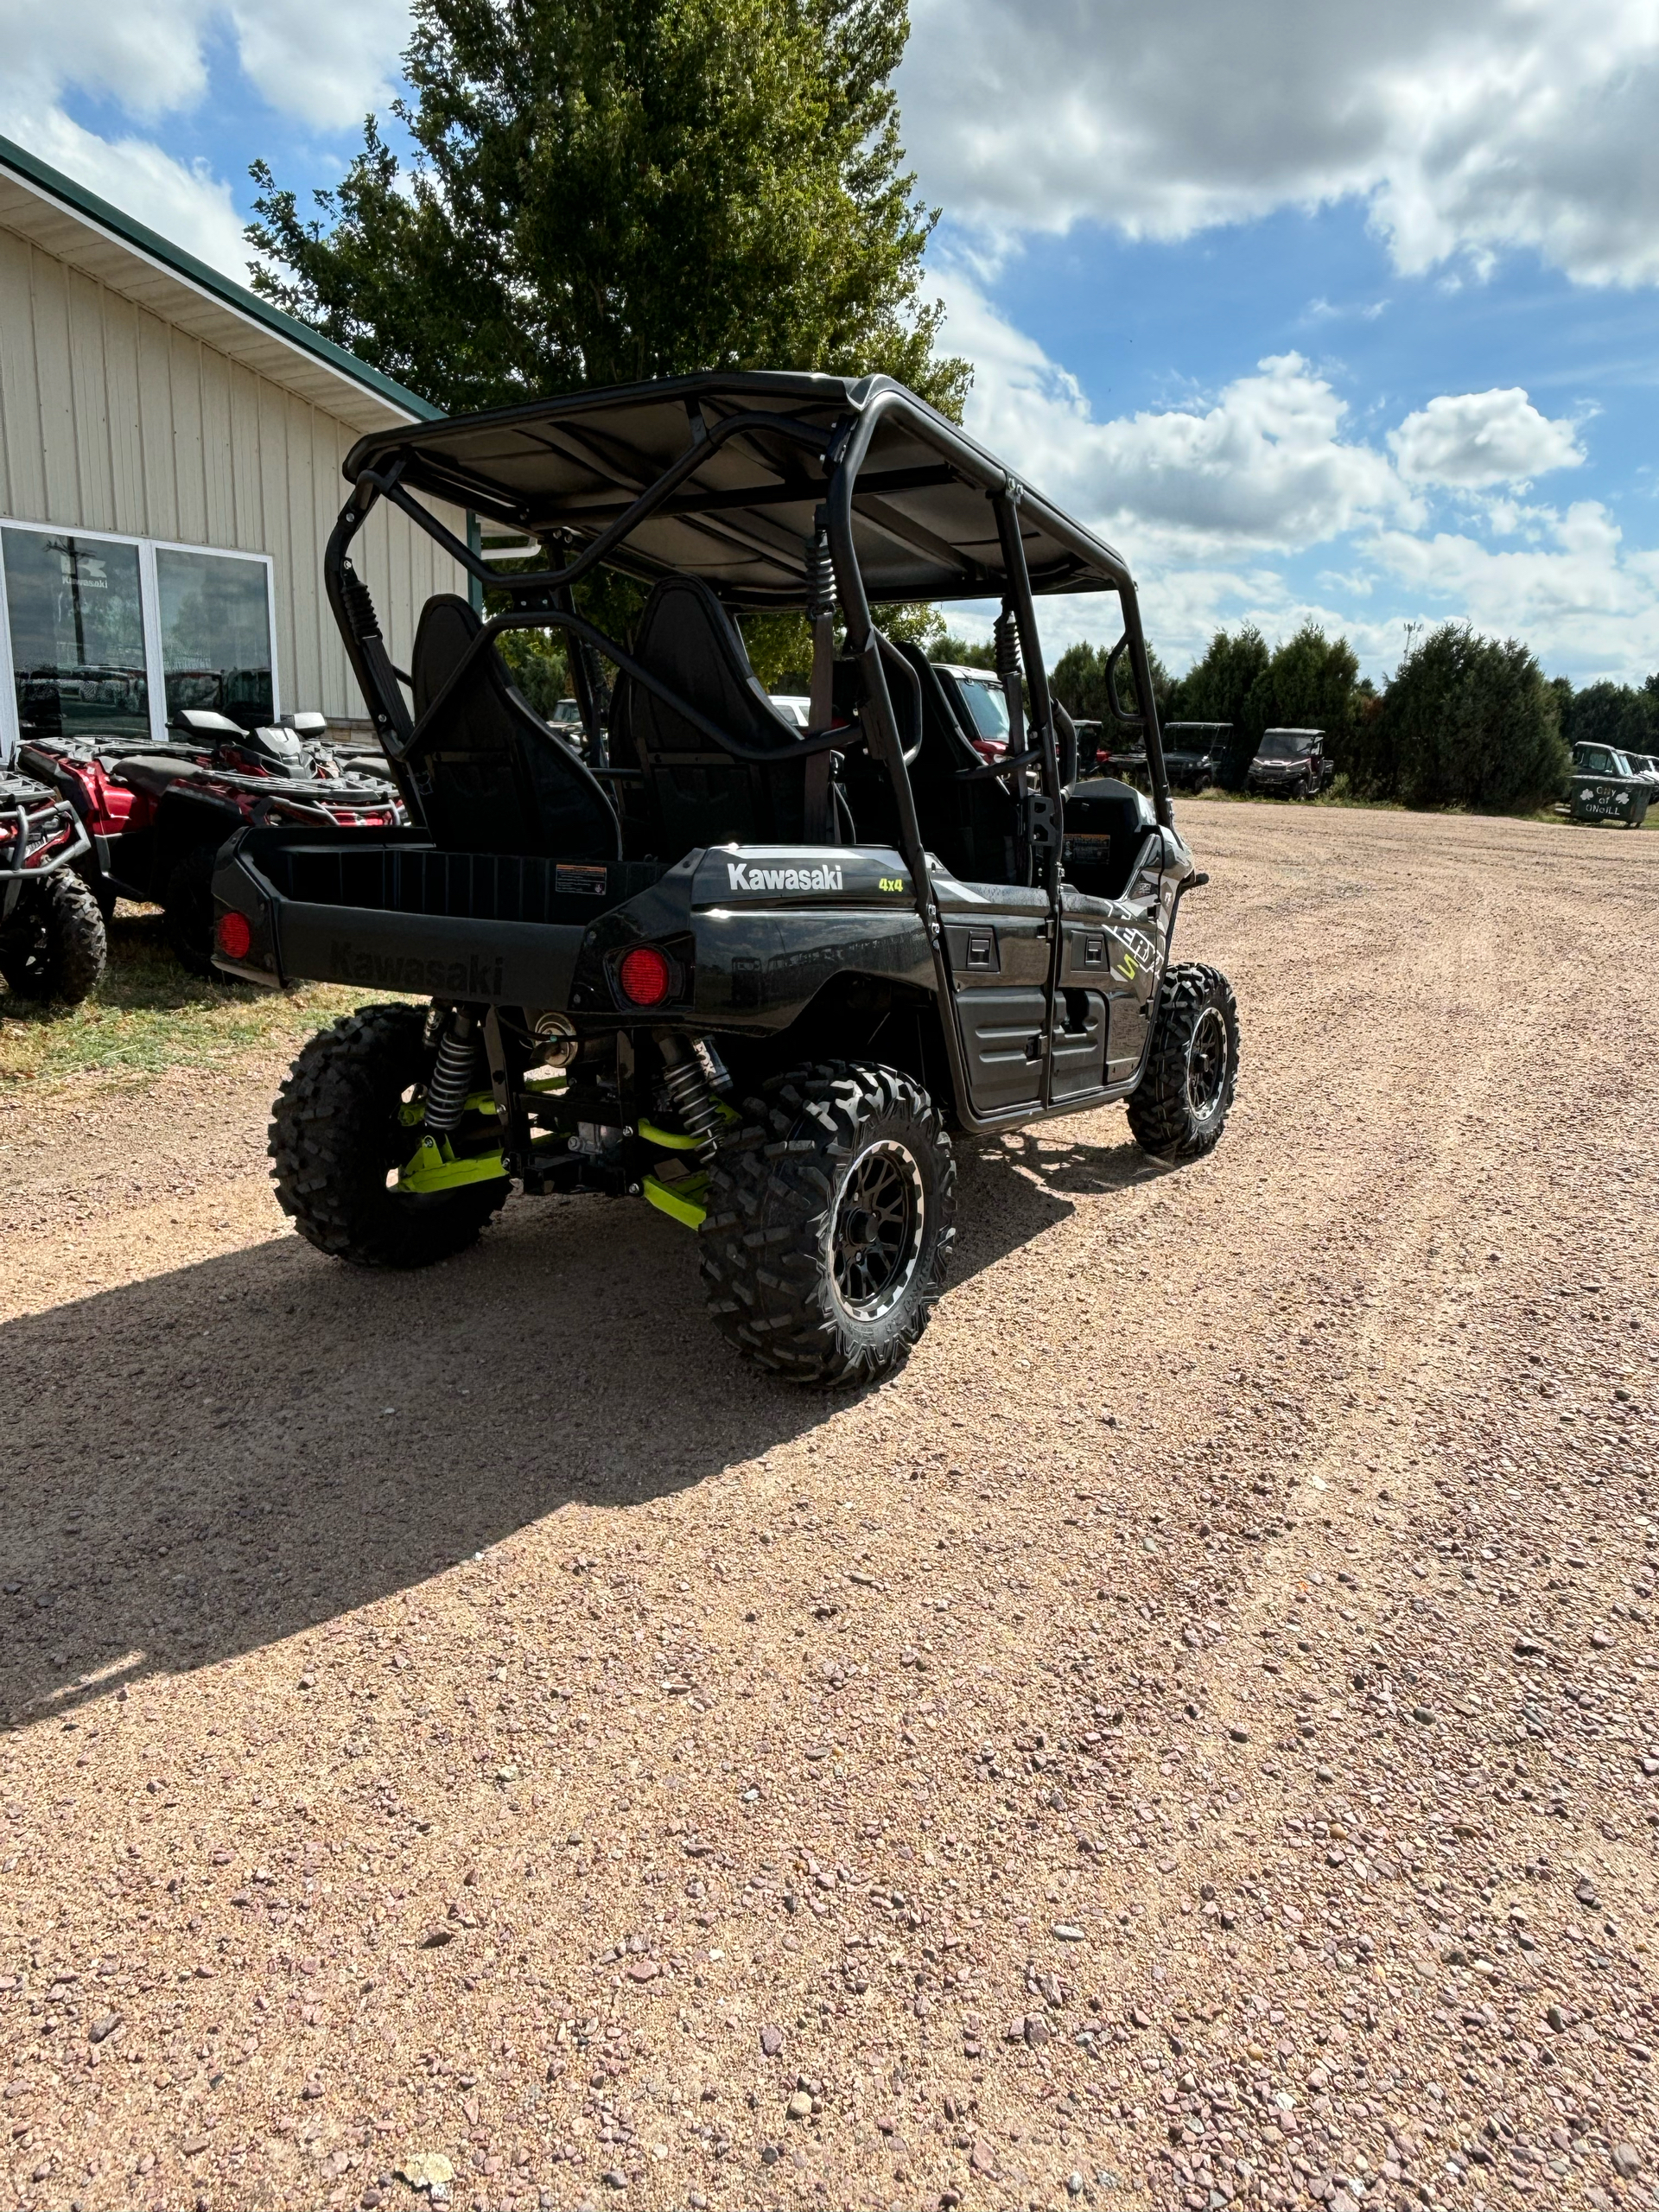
[216,910,253,960]
[617,944,672,1007]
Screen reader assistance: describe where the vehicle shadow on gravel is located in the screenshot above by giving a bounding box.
[3,1135,1099,1725]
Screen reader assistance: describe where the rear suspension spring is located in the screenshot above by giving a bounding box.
[423,1014,479,1135]
[994,607,1022,689]
[658,1033,722,1166]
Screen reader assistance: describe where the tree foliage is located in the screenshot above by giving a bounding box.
[1559,677,1659,757]
[247,0,969,419]
[1049,639,1171,725]
[936,631,997,671]
[1356,623,1568,811]
[1166,625,1272,785]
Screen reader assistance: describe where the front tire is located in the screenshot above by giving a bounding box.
[700,1061,956,1386]
[0,871,108,1004]
[1126,963,1240,1160]
[270,1004,509,1268]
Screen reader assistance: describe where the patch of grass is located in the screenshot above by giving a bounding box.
[0,908,389,1090]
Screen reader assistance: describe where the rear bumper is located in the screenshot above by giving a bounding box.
[211,829,588,1001]
[211,826,938,1024]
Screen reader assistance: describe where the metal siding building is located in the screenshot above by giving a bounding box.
[0,136,467,757]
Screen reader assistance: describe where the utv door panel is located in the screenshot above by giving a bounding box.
[959,987,1046,1112]
[987,912,1049,987]
[1051,989,1107,1097]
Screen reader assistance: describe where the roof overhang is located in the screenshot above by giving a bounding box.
[0,135,442,436]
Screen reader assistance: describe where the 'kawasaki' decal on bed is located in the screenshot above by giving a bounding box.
[728,861,844,893]
[330,940,505,995]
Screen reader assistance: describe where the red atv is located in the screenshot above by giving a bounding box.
[20,710,406,975]
[0,766,107,1004]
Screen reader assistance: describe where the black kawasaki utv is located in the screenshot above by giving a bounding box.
[215,372,1240,1383]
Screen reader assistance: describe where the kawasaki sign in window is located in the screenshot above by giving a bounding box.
[0,521,276,757]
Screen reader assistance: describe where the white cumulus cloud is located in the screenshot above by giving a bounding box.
[1,107,249,276]
[1388,390,1586,487]
[941,269,1413,560]
[900,0,1659,288]
[937,271,1659,680]
[0,0,410,277]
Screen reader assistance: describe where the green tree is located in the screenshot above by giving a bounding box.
[1173,626,1272,785]
[1049,639,1170,724]
[1561,679,1659,756]
[936,631,997,671]
[1263,622,1360,765]
[247,0,968,419]
[1368,623,1568,812]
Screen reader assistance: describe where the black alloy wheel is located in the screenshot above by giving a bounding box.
[1126,963,1241,1160]
[701,1061,956,1385]
[831,1139,926,1324]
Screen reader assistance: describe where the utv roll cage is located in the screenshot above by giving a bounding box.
[324,371,1173,1138]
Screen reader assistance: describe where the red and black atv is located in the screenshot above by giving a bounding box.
[20,710,405,975]
[0,766,107,1004]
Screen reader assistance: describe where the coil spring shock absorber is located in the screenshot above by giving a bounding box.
[423,1012,479,1136]
[657,1033,722,1166]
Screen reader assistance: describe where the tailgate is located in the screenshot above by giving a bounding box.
[213,829,662,1003]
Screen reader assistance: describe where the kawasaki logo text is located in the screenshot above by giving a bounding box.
[727,861,843,893]
[330,940,505,995]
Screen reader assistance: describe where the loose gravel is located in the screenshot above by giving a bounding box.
[3,801,1657,2212]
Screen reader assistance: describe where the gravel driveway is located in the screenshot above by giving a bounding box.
[3,802,1657,2212]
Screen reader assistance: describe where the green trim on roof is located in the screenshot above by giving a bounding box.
[0,132,443,423]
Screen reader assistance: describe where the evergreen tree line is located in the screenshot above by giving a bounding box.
[1043,621,1659,815]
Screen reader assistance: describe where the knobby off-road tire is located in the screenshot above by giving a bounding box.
[0,870,107,1003]
[270,1003,508,1269]
[700,1061,956,1386]
[162,842,219,976]
[73,861,118,923]
[1126,963,1240,1160]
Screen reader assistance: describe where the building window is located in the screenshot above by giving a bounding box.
[0,521,276,757]
[156,547,274,726]
[2,529,149,744]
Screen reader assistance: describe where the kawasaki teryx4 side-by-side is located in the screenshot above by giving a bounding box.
[215,372,1241,1383]
[21,710,405,972]
[0,766,107,1002]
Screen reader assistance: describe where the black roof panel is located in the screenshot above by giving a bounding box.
[342,371,1129,607]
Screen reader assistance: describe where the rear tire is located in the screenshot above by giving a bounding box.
[1126,963,1239,1160]
[0,871,108,1004]
[270,1003,509,1268]
[700,1061,956,1385]
[162,842,218,976]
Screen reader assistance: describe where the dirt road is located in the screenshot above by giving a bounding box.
[3,802,1657,2212]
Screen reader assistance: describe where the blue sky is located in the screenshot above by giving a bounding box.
[5,0,1658,683]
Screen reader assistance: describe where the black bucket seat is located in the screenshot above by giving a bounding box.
[840,644,1021,885]
[408,594,620,859]
[607,577,844,862]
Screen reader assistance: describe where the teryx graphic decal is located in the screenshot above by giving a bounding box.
[1110,926,1160,984]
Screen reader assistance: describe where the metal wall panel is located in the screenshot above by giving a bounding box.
[0,221,465,723]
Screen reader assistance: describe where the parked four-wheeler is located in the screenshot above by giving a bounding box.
[20,712,406,973]
[1247,728,1332,798]
[218,371,1240,1384]
[1163,723,1230,792]
[0,766,107,1004]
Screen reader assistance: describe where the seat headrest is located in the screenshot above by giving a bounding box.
[413,594,487,719]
